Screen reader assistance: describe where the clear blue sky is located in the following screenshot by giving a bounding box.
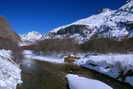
[0,0,127,34]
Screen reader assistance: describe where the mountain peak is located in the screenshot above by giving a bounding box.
[98,8,112,14]
[127,0,133,3]
[119,0,133,12]
[26,31,41,36]
[20,31,43,42]
[41,0,133,43]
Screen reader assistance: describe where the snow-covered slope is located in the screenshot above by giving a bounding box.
[75,53,133,86]
[43,0,133,43]
[0,50,22,89]
[66,74,112,89]
[20,31,42,42]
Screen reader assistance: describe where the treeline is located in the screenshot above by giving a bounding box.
[32,37,133,54]
[33,38,81,54]
[81,38,133,53]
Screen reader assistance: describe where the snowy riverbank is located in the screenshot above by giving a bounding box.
[75,54,133,86]
[23,50,133,86]
[23,50,64,63]
[0,50,22,89]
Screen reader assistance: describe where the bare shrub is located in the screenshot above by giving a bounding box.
[80,38,133,53]
[11,50,24,64]
[33,38,81,54]
[0,38,18,50]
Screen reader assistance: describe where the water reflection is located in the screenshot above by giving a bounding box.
[21,58,37,71]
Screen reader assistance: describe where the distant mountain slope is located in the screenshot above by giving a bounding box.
[20,31,42,42]
[42,0,133,43]
[19,31,43,46]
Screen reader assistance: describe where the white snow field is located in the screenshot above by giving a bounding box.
[66,74,113,89]
[75,54,133,86]
[0,49,22,89]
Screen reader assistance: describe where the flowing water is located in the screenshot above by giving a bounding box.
[17,59,133,89]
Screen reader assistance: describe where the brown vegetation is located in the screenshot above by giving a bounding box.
[0,16,23,63]
[0,16,20,41]
[0,37,23,64]
[33,38,81,54]
[80,38,133,53]
[31,37,133,54]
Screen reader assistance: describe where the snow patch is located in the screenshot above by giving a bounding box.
[66,74,113,89]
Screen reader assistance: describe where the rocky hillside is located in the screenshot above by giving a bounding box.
[41,0,133,43]
[0,16,20,50]
[0,16,20,42]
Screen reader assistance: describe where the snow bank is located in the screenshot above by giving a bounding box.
[23,50,64,63]
[66,74,112,89]
[0,49,22,89]
[75,54,133,86]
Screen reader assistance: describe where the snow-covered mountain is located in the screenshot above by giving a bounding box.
[42,0,133,43]
[20,31,43,42]
[19,31,43,46]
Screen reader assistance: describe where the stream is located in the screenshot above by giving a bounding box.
[17,59,133,89]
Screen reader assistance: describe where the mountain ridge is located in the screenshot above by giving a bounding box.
[20,0,133,43]
[41,0,133,43]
